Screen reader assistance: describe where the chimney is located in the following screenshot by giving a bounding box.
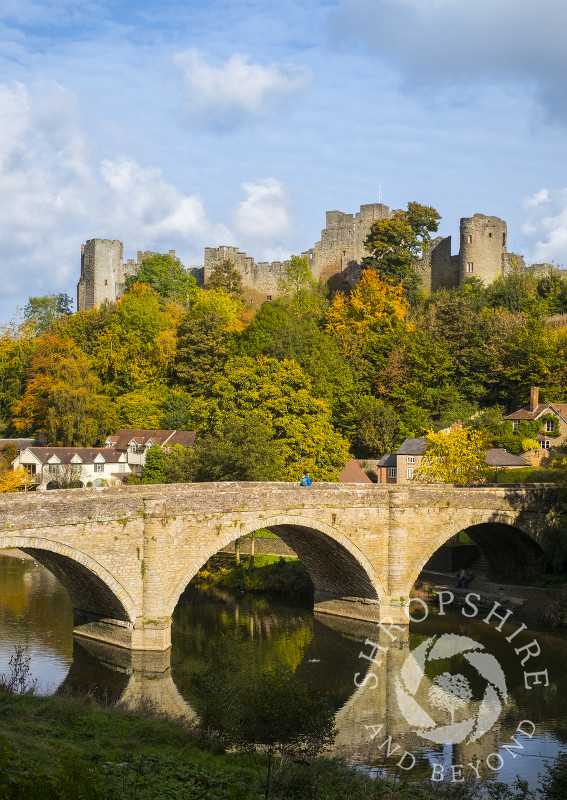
[529,387,539,412]
[37,431,47,446]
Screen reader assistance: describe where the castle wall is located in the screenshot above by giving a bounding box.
[459,214,507,285]
[77,239,124,312]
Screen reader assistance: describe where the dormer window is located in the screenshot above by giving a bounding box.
[129,444,137,453]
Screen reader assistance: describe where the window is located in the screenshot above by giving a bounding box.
[488,232,492,238]
[467,262,474,273]
[129,444,137,453]
[407,456,415,464]
[541,440,551,450]
[387,467,397,478]
[544,419,554,432]
[48,464,57,474]
[94,463,104,473]
[266,295,272,300]
[118,463,126,472]
[23,463,36,476]
[467,235,472,243]
[513,420,519,433]
[407,468,415,479]
[502,233,506,246]
[104,279,108,286]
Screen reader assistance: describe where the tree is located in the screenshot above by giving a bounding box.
[197,356,350,481]
[179,412,286,482]
[0,466,33,493]
[206,259,244,297]
[124,253,197,303]
[142,446,166,484]
[277,255,314,295]
[414,426,491,484]
[115,387,166,429]
[326,269,408,360]
[12,346,116,446]
[0,317,35,434]
[362,202,440,302]
[24,294,73,333]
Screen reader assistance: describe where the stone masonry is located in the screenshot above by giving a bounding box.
[0,482,554,651]
[79,204,546,310]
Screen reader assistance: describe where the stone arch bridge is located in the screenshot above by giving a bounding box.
[0,482,555,651]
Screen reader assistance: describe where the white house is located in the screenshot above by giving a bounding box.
[12,447,131,491]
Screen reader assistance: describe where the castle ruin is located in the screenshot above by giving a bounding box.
[77,203,550,312]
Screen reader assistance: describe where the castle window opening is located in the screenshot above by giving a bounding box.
[104,279,108,285]
[267,295,272,301]
[467,262,474,273]
[489,232,492,238]
[467,235,472,243]
[503,233,506,246]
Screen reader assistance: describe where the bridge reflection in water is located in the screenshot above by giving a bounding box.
[57,588,567,784]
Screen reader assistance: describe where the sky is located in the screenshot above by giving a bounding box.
[2,0,567,321]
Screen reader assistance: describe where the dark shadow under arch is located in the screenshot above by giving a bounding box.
[21,548,131,622]
[463,522,543,582]
[266,524,379,600]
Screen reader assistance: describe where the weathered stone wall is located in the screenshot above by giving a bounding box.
[459,214,508,285]
[0,482,554,649]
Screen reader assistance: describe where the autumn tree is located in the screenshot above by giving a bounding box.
[0,317,35,434]
[0,466,33,493]
[197,356,350,481]
[125,253,197,303]
[24,294,73,333]
[206,259,244,297]
[413,426,491,484]
[362,202,440,301]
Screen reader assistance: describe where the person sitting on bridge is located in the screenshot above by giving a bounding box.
[300,472,311,486]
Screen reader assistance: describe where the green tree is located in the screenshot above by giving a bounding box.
[362,202,440,301]
[116,387,165,429]
[175,312,236,389]
[198,356,350,481]
[24,293,73,333]
[142,445,166,484]
[179,412,285,482]
[206,259,244,297]
[125,253,197,302]
[414,427,491,484]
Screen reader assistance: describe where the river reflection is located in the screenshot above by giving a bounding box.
[1,553,566,787]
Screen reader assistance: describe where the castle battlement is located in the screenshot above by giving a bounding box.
[77,203,533,311]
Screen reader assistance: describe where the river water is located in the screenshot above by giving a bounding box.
[1,552,566,790]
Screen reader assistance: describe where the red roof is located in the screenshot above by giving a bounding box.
[22,447,124,465]
[107,429,195,451]
[504,403,567,421]
[338,459,373,483]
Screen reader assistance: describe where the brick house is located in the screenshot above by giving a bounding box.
[503,386,567,452]
[105,429,196,477]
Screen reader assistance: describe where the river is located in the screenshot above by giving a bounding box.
[0,552,566,790]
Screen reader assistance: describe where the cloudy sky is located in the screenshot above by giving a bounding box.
[2,0,567,321]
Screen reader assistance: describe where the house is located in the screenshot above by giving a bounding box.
[376,438,528,484]
[0,438,44,454]
[503,386,567,452]
[12,447,130,491]
[105,429,196,476]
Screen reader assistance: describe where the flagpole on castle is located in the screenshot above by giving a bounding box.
[379,184,382,203]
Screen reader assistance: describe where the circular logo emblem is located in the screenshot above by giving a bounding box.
[394,634,507,744]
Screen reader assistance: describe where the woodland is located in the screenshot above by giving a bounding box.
[2,202,567,483]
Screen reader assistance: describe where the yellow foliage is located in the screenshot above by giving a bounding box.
[325,270,409,356]
[413,427,492,484]
[0,466,33,493]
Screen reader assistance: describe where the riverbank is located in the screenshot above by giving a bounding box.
[193,553,314,597]
[0,691,498,799]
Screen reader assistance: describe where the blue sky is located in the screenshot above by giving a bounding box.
[2,0,567,321]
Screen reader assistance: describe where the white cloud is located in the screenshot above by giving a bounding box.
[173,49,311,127]
[329,0,567,120]
[521,188,567,266]
[232,178,291,241]
[523,188,550,209]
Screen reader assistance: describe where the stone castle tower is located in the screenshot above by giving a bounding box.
[77,205,527,311]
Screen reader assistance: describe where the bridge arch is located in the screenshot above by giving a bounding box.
[165,514,385,617]
[407,511,543,590]
[0,534,137,624]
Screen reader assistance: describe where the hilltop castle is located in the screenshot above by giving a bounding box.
[77,202,553,311]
